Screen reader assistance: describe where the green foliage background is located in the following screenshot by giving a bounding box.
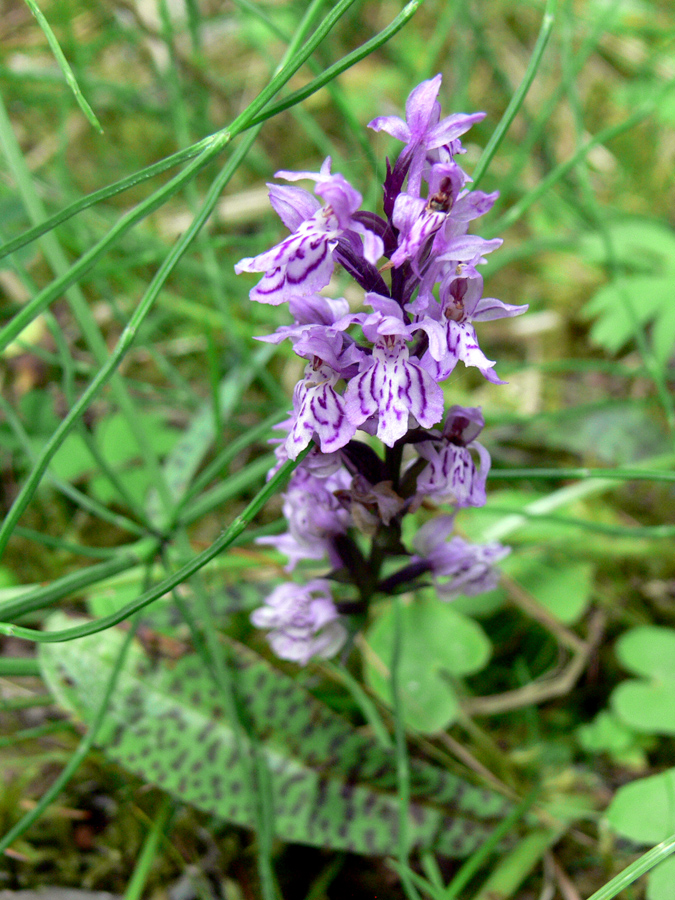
[1,0,675,897]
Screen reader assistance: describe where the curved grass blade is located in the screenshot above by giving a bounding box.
[0,0,357,355]
[0,449,310,642]
[0,126,257,561]
[490,77,675,236]
[584,833,675,900]
[22,0,103,133]
[0,0,423,266]
[472,0,556,189]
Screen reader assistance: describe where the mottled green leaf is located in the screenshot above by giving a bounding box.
[39,614,509,858]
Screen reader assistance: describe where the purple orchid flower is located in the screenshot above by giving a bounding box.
[235,158,383,305]
[388,163,467,271]
[251,579,347,664]
[344,294,444,446]
[415,406,492,506]
[412,515,510,599]
[416,273,527,384]
[285,358,357,459]
[255,294,351,345]
[369,74,485,198]
[258,468,350,571]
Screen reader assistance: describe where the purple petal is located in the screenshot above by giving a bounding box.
[426,111,486,150]
[367,114,410,142]
[268,184,321,231]
[473,297,529,321]
[404,74,443,139]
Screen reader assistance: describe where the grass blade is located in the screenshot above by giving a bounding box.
[22,0,103,133]
[472,0,556,189]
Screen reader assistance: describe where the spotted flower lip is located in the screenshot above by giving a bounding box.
[343,294,444,447]
[414,406,491,507]
[416,273,527,384]
[285,360,357,459]
[235,158,383,306]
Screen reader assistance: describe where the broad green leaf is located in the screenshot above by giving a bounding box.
[49,433,97,483]
[578,218,675,274]
[647,855,675,900]
[39,614,510,858]
[576,711,638,756]
[364,596,491,733]
[504,553,594,625]
[583,276,673,355]
[95,412,177,468]
[606,768,675,845]
[612,682,675,736]
[616,627,675,682]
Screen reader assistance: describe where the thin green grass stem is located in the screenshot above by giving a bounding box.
[470,827,562,900]
[0,617,138,856]
[0,448,310,643]
[171,570,279,900]
[0,721,73,750]
[0,695,52,712]
[558,5,675,444]
[0,657,41,677]
[0,0,351,356]
[12,526,126,560]
[442,786,541,900]
[123,796,175,900]
[391,595,420,900]
[0,538,158,623]
[0,135,212,264]
[472,0,557,189]
[496,0,622,208]
[489,464,675,483]
[0,91,174,516]
[168,433,286,900]
[585,834,675,900]
[480,474,625,544]
[0,0,422,272]
[490,77,675,236]
[0,125,260,561]
[0,392,149,538]
[21,0,103,133]
[44,312,152,521]
[177,411,285,511]
[178,455,274,526]
[480,509,675,540]
[322,661,393,750]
